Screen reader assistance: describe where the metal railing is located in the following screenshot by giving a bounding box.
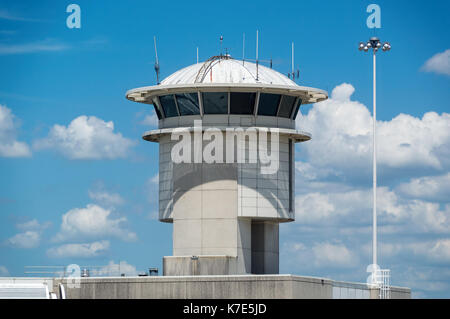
[24,264,158,278]
[378,269,391,299]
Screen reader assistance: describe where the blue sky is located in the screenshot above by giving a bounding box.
[0,0,449,298]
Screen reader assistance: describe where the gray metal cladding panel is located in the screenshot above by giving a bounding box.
[173,163,203,191]
[202,163,238,184]
[173,163,238,191]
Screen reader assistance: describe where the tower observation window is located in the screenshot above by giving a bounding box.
[277,95,297,118]
[291,98,302,120]
[152,104,162,120]
[230,92,256,115]
[158,91,302,119]
[175,93,200,115]
[159,94,179,118]
[202,92,228,114]
[257,93,281,116]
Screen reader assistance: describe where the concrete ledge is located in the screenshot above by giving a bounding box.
[390,286,412,299]
[163,256,239,276]
[52,274,411,299]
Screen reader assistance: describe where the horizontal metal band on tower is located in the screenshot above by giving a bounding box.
[142,126,311,143]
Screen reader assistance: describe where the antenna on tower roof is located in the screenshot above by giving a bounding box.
[289,41,300,82]
[291,42,294,77]
[154,36,160,85]
[256,30,259,81]
[220,35,223,56]
[242,33,245,66]
[197,47,199,64]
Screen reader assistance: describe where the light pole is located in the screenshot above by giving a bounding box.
[358,37,391,278]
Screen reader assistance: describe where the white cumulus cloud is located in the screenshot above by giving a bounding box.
[16,219,51,231]
[295,185,450,234]
[5,219,51,249]
[421,49,450,76]
[88,190,124,207]
[296,83,450,177]
[371,239,450,264]
[0,265,9,276]
[53,204,137,242]
[47,240,110,258]
[33,115,135,159]
[282,241,358,269]
[6,231,40,249]
[312,242,358,267]
[422,239,450,263]
[0,105,31,157]
[396,173,450,202]
[140,112,159,127]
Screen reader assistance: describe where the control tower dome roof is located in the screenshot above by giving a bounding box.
[161,57,296,86]
[126,56,328,105]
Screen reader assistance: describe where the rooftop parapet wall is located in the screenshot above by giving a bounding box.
[51,275,411,299]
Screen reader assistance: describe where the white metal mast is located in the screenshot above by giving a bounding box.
[359,38,391,294]
[292,42,294,75]
[242,33,245,65]
[372,49,377,267]
[256,30,259,80]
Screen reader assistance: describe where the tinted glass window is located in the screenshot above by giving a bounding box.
[159,95,178,118]
[278,95,296,118]
[152,104,162,120]
[230,92,256,114]
[176,93,200,115]
[202,92,228,114]
[291,98,302,120]
[257,93,281,116]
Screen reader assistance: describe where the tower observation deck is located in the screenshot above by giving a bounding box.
[126,55,328,275]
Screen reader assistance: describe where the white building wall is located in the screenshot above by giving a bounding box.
[332,282,371,299]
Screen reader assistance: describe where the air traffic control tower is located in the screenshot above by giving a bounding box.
[126,55,328,276]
